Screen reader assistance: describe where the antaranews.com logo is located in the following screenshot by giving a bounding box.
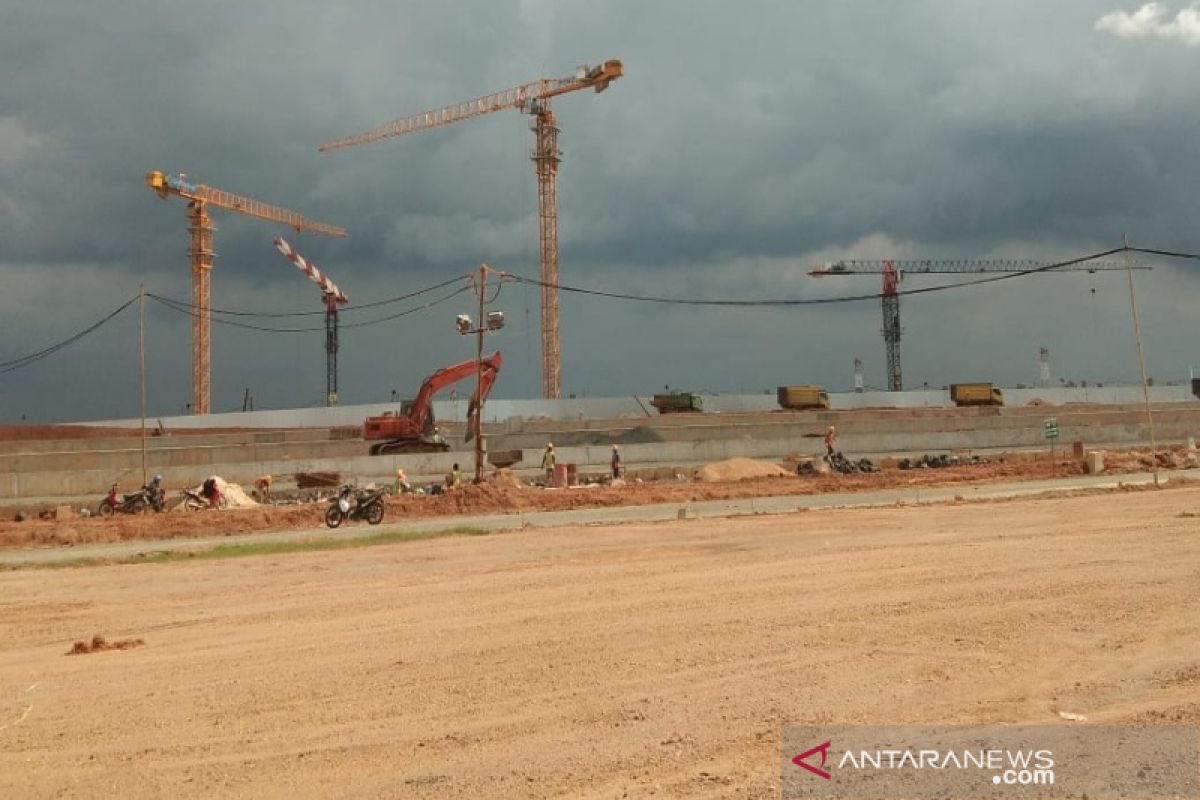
[782,725,1197,799]
[792,738,1055,786]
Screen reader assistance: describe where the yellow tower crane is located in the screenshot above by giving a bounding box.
[319,59,623,399]
[146,170,347,414]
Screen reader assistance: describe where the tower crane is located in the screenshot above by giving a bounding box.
[808,259,1149,392]
[274,237,348,407]
[146,171,347,414]
[318,59,624,400]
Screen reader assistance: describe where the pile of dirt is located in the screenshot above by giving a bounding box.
[489,469,525,489]
[694,457,789,483]
[67,634,145,655]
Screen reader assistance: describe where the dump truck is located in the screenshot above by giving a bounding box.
[950,382,1004,407]
[650,391,703,414]
[776,385,830,410]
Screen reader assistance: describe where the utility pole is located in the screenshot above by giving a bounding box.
[1124,234,1158,486]
[456,265,506,483]
[139,284,147,486]
[475,265,487,484]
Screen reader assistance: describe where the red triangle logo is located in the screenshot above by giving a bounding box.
[792,740,832,780]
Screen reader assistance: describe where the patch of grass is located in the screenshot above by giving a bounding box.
[9,525,493,570]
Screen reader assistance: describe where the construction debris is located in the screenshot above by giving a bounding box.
[67,634,145,655]
[295,471,340,489]
[800,452,879,475]
[898,453,990,470]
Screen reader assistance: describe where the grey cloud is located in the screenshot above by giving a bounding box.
[1,1,1198,421]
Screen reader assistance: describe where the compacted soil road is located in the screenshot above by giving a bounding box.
[1,486,1198,798]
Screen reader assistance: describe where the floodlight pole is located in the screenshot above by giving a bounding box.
[475,264,487,484]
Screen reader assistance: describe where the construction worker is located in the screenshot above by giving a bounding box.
[253,473,273,502]
[542,442,556,485]
[394,468,410,494]
[447,463,462,489]
[202,476,222,509]
[146,474,165,512]
[824,425,838,457]
[611,444,623,480]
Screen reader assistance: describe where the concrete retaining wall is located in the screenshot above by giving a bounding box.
[7,413,1199,501]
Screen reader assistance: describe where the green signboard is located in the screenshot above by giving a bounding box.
[1044,418,1060,440]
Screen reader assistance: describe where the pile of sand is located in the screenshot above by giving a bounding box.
[178,476,258,509]
[216,478,258,508]
[694,457,789,483]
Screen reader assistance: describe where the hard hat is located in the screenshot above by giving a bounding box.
[828,425,836,432]
[547,442,554,449]
[154,474,162,482]
[612,444,619,450]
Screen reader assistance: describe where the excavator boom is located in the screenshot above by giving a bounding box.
[364,353,503,455]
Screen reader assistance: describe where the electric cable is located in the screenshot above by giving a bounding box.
[148,285,472,333]
[145,273,470,318]
[503,248,1133,307]
[0,295,138,374]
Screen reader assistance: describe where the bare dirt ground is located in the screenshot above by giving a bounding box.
[2,448,1190,550]
[1,486,1198,798]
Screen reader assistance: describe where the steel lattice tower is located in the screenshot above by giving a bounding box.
[882,261,902,392]
[532,101,562,399]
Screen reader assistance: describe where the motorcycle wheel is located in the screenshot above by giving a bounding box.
[366,500,384,525]
[324,504,343,529]
[130,496,149,515]
[98,502,114,518]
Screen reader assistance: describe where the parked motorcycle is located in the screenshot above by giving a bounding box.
[98,483,164,516]
[324,484,386,528]
[181,487,228,511]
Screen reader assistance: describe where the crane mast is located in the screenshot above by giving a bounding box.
[319,59,623,399]
[147,171,347,414]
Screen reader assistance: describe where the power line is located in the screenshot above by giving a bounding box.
[148,285,472,333]
[144,273,471,318]
[0,295,138,375]
[502,247,1141,306]
[0,244,1195,379]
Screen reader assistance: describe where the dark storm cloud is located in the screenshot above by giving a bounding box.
[1,1,1198,420]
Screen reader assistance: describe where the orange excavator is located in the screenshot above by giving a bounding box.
[364,353,502,456]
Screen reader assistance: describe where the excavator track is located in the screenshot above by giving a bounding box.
[368,441,452,456]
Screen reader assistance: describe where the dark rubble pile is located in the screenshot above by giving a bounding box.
[798,452,880,475]
[897,453,990,470]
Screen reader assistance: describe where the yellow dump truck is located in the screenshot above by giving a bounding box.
[950,383,1004,407]
[776,385,830,410]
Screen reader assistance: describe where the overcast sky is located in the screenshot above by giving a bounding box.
[1,1,1198,422]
